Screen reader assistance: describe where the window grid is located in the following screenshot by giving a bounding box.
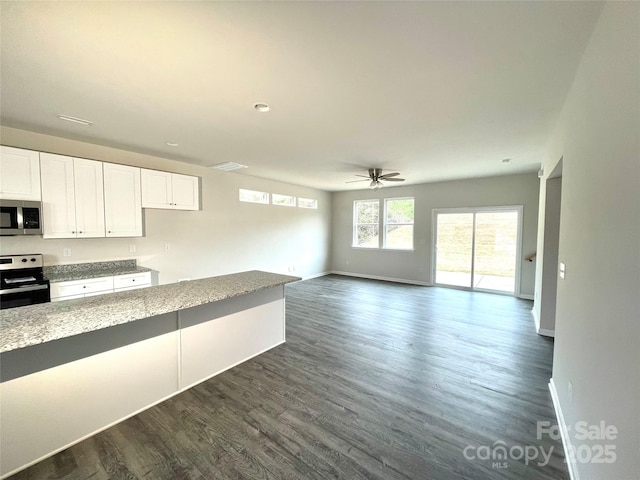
[353,199,380,248]
[384,197,414,250]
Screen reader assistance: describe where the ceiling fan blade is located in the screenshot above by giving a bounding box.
[354,174,371,178]
[383,177,405,182]
[346,179,371,183]
[379,172,400,179]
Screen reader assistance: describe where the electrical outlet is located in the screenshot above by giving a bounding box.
[568,381,573,403]
[63,248,71,257]
[129,244,136,253]
[559,262,566,279]
[164,243,171,251]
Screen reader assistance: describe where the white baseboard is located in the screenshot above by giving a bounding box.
[519,293,535,300]
[549,378,580,480]
[532,307,555,337]
[330,271,431,286]
[537,327,555,337]
[532,306,540,329]
[302,271,330,280]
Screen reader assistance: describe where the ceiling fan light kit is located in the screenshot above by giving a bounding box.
[347,168,405,189]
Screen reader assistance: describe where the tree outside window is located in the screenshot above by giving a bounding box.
[353,200,379,247]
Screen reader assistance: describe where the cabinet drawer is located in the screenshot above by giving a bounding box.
[113,272,151,291]
[50,277,114,299]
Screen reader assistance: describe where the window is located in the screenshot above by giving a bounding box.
[239,189,269,204]
[298,197,318,209]
[272,193,296,207]
[384,198,414,250]
[353,200,379,248]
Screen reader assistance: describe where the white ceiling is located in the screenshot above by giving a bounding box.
[0,1,603,191]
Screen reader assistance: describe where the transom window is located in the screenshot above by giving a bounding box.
[239,189,269,204]
[272,193,296,207]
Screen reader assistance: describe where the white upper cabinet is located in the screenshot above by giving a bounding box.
[40,153,105,239]
[0,146,41,200]
[140,170,172,209]
[171,173,199,210]
[141,169,199,211]
[103,163,142,237]
[73,158,105,237]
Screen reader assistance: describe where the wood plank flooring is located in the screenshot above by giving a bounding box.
[9,275,568,480]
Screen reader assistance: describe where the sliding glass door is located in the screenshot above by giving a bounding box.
[433,207,522,294]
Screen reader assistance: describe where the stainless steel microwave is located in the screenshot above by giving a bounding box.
[0,200,42,235]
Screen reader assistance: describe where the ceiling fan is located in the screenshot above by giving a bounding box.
[347,168,405,189]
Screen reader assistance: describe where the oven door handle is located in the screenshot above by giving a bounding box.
[0,284,49,294]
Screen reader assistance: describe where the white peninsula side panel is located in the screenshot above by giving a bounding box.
[179,297,285,390]
[1,331,179,478]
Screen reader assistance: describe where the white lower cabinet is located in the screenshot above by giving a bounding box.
[51,272,151,302]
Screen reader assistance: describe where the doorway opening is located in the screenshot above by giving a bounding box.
[433,206,523,295]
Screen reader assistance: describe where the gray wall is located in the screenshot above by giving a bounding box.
[539,2,639,478]
[534,174,562,335]
[0,127,332,283]
[331,173,539,296]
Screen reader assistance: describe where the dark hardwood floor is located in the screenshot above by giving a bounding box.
[10,275,567,480]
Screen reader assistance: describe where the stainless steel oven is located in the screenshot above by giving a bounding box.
[0,254,50,309]
[0,200,42,236]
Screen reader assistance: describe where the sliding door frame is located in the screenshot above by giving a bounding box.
[431,205,524,296]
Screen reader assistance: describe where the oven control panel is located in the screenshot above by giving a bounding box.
[0,254,44,270]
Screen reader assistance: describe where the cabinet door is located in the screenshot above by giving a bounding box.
[141,169,172,209]
[0,146,41,200]
[40,153,77,239]
[171,174,199,210]
[50,277,114,300]
[73,158,105,238]
[113,271,151,290]
[103,163,142,237]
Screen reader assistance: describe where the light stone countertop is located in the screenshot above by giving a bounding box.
[0,270,300,354]
[44,259,152,283]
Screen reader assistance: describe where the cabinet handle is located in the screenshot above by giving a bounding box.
[72,231,75,234]
[83,286,87,289]
[108,230,111,233]
[79,231,83,234]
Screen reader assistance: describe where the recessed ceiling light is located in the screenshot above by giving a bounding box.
[166,142,179,147]
[57,114,93,126]
[502,158,511,164]
[253,103,270,113]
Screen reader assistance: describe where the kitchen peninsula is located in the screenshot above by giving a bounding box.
[0,270,300,478]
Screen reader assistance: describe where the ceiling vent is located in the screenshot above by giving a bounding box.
[211,162,248,171]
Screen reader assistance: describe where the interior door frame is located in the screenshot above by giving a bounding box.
[431,205,524,296]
